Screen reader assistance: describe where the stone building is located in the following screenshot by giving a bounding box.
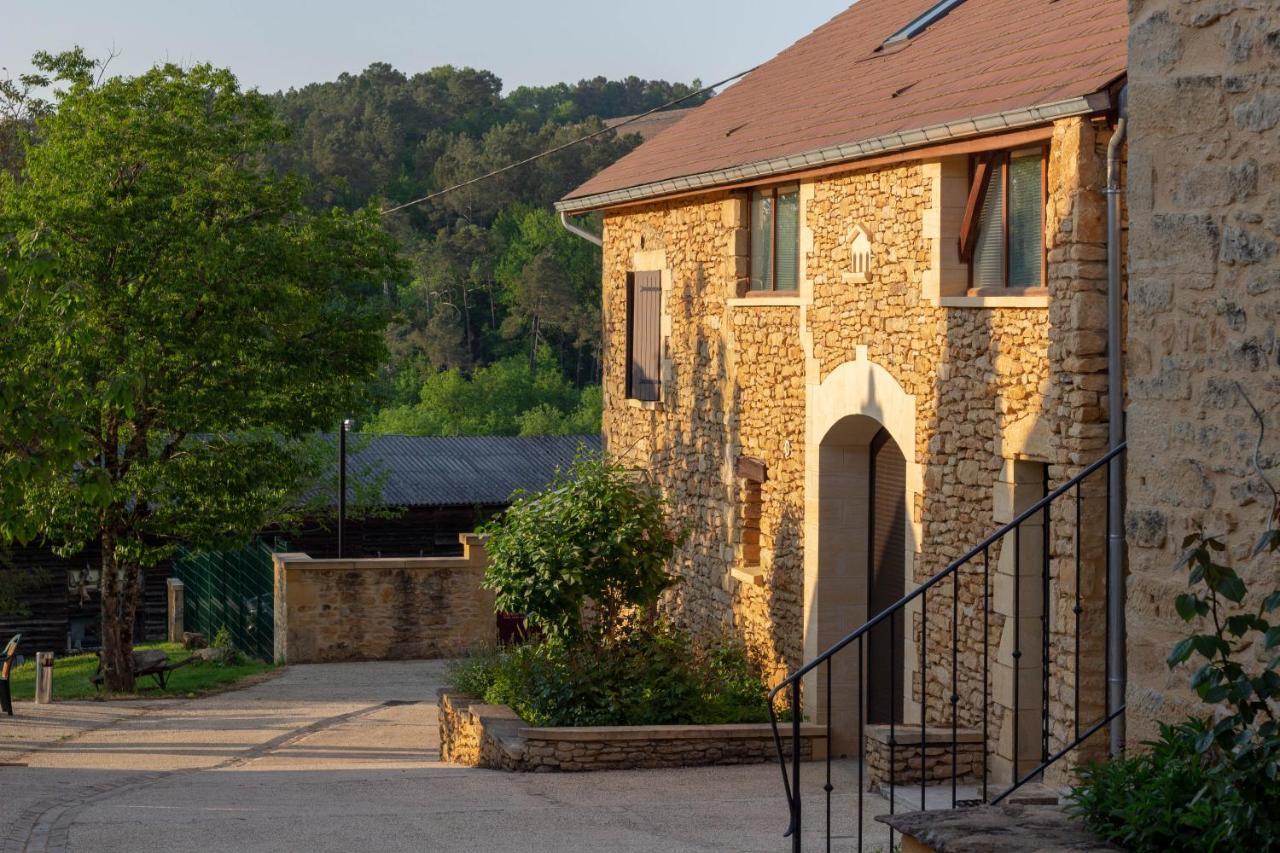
[1126,0,1280,742]
[559,0,1129,782]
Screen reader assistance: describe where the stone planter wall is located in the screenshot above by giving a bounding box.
[864,724,983,792]
[439,691,825,773]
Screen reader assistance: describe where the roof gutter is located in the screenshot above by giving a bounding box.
[556,92,1112,214]
[559,210,603,247]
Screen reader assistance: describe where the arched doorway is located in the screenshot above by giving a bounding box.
[804,353,920,755]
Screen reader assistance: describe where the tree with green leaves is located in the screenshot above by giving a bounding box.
[0,50,401,690]
[480,453,687,643]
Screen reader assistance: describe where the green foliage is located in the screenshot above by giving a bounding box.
[368,348,599,437]
[269,64,701,432]
[0,54,401,688]
[1069,721,1246,852]
[479,452,687,642]
[212,626,234,651]
[447,623,772,727]
[1069,528,1280,851]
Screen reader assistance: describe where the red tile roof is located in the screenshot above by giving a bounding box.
[605,108,694,141]
[562,0,1127,209]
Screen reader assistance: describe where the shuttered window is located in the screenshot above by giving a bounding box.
[966,147,1046,290]
[749,185,800,292]
[626,271,662,401]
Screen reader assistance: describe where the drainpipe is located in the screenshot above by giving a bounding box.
[559,210,603,247]
[1106,87,1128,759]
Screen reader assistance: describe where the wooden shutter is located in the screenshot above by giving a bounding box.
[628,271,662,401]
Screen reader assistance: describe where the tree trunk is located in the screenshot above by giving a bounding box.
[99,537,137,692]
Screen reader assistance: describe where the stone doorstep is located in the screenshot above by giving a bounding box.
[520,723,828,742]
[865,724,983,746]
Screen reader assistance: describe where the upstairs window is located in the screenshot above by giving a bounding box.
[749,184,799,292]
[960,147,1047,291]
[626,271,662,401]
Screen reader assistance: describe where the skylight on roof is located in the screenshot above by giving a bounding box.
[882,0,970,47]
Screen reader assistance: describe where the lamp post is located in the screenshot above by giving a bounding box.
[338,418,352,558]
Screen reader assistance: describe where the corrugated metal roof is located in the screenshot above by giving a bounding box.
[563,0,1127,207]
[334,434,602,508]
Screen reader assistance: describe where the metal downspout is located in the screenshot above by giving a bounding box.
[1106,89,1128,758]
[559,210,603,247]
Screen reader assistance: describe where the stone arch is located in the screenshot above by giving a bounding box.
[802,347,922,755]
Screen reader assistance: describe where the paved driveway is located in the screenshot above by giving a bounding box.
[0,661,891,852]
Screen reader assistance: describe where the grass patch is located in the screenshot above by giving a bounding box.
[7,642,276,701]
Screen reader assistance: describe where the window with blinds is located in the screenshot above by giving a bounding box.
[749,185,800,292]
[626,271,662,401]
[968,148,1046,291]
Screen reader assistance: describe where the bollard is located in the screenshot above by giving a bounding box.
[35,652,54,704]
[167,578,185,643]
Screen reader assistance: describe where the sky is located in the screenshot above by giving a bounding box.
[3,1,850,95]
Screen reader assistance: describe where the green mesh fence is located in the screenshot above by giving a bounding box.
[172,539,286,661]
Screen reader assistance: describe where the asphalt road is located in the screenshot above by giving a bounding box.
[0,660,891,852]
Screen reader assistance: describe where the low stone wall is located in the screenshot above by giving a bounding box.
[272,534,495,664]
[865,724,983,792]
[439,691,826,772]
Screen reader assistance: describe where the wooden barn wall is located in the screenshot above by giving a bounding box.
[271,505,502,559]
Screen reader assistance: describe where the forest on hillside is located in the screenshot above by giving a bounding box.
[266,66,706,436]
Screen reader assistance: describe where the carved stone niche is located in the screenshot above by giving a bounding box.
[845,224,873,284]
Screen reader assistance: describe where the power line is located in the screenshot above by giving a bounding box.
[379,65,760,217]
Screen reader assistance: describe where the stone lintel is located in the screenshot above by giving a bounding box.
[864,724,983,746]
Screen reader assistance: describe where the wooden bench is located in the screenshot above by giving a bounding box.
[0,634,20,716]
[92,648,194,690]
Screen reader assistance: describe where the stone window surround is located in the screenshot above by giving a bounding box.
[921,145,1055,310]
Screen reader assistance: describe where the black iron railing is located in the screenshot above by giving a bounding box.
[768,444,1126,851]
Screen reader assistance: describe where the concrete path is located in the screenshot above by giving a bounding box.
[0,661,894,852]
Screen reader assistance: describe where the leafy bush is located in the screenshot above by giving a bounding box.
[212,625,234,651]
[479,452,687,642]
[447,623,773,727]
[1069,529,1280,851]
[1070,720,1247,851]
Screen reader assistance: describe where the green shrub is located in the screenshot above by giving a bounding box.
[1068,528,1280,851]
[1070,720,1246,852]
[446,623,773,727]
[479,452,688,643]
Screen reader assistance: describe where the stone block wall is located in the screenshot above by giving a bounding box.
[864,724,984,792]
[1126,0,1280,742]
[272,534,494,663]
[438,691,823,772]
[600,115,1119,778]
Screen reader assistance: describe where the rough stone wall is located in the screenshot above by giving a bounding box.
[601,196,805,683]
[601,118,1117,764]
[1126,0,1280,742]
[437,692,819,772]
[807,165,1052,739]
[272,535,494,664]
[863,725,984,792]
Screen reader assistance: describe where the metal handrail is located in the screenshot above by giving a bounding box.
[989,705,1126,806]
[767,442,1128,847]
[769,442,1124,698]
